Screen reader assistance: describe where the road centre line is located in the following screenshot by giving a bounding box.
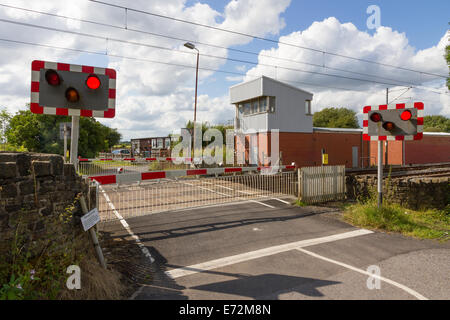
[296,248,428,300]
[99,185,155,263]
[165,229,373,279]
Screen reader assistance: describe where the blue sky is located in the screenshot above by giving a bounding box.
[198,0,450,98]
[0,0,448,139]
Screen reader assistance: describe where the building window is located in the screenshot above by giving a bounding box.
[244,102,251,115]
[151,139,157,149]
[165,138,171,148]
[251,100,258,113]
[259,97,267,112]
[157,138,163,149]
[269,96,276,113]
[305,100,312,115]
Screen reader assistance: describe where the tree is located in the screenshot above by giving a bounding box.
[423,115,450,133]
[313,107,360,128]
[6,108,121,157]
[0,108,11,144]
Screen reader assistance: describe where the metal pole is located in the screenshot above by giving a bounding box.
[63,123,68,163]
[193,49,199,165]
[70,115,80,167]
[79,196,106,269]
[377,140,383,208]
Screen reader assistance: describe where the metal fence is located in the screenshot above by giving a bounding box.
[298,165,345,204]
[97,171,297,223]
[78,160,190,176]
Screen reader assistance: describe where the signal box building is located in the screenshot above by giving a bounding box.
[230,76,450,168]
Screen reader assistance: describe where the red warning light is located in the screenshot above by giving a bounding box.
[86,75,101,90]
[400,110,412,121]
[383,122,395,131]
[45,69,61,86]
[370,112,382,122]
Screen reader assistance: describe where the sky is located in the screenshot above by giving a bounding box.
[0,0,448,141]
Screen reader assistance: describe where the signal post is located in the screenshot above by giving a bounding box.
[363,102,424,208]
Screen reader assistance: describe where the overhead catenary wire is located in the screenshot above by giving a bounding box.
[0,3,431,87]
[86,0,448,79]
[0,17,447,95]
[388,87,411,104]
[0,37,358,92]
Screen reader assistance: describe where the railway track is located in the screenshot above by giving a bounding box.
[346,163,450,178]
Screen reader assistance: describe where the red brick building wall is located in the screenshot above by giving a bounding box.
[237,131,371,168]
[369,134,450,166]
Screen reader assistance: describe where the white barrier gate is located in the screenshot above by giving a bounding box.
[93,167,298,223]
[298,165,346,204]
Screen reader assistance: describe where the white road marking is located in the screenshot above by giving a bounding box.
[214,185,234,191]
[99,185,155,263]
[237,190,255,195]
[271,197,291,205]
[181,181,274,210]
[296,248,428,300]
[249,200,275,208]
[165,229,373,279]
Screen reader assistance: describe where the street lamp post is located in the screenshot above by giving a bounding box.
[184,42,199,165]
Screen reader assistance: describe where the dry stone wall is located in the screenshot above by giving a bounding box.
[346,174,449,210]
[0,152,93,234]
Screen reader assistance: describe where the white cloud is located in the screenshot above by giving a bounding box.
[0,0,291,140]
[0,2,448,143]
[243,17,449,120]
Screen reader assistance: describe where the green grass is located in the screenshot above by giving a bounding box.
[294,199,308,207]
[343,201,449,241]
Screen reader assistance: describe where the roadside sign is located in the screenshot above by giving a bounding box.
[59,122,72,140]
[30,60,116,118]
[81,208,100,231]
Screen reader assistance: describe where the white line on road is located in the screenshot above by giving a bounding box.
[99,185,155,264]
[270,198,291,205]
[296,248,428,300]
[165,229,373,279]
[182,181,275,209]
[249,200,275,208]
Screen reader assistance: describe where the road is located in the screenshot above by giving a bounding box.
[102,197,450,300]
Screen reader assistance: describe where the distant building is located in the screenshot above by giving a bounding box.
[131,136,172,157]
[230,76,450,168]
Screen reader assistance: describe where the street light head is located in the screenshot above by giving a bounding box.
[184,42,196,50]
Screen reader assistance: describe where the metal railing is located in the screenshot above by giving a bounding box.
[298,165,345,204]
[78,160,190,177]
[97,171,297,223]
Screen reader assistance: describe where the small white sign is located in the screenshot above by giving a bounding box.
[81,208,100,231]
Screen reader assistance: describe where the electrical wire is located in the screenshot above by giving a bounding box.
[0,3,429,87]
[0,17,447,94]
[0,37,358,92]
[86,0,448,79]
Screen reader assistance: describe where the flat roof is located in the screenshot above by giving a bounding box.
[230,75,314,96]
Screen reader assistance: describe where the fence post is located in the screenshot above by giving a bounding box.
[297,168,301,200]
[79,196,107,269]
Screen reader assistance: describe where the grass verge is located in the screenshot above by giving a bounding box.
[343,200,449,241]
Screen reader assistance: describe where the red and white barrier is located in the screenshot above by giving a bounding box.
[89,165,296,185]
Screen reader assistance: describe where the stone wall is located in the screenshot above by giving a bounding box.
[0,152,94,234]
[346,174,449,210]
